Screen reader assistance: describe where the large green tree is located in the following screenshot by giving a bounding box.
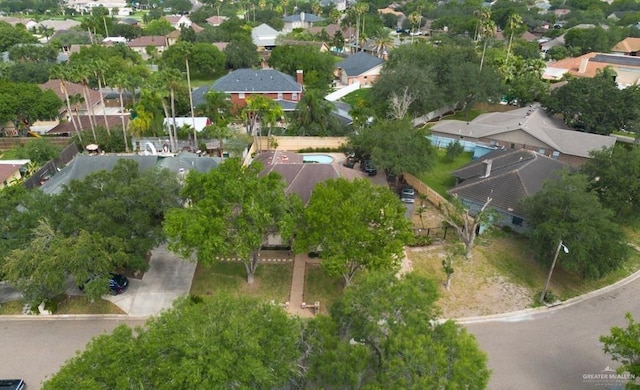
[13,138,62,165]
[294,178,411,285]
[601,312,640,389]
[43,295,303,389]
[524,171,630,279]
[582,145,640,221]
[0,81,61,130]
[164,158,302,284]
[160,42,226,79]
[288,89,343,136]
[268,44,335,91]
[303,272,491,388]
[224,35,259,69]
[347,119,436,176]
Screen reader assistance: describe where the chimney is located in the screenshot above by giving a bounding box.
[296,69,304,86]
[482,159,492,178]
[578,57,589,74]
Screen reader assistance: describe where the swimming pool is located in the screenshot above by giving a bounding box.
[303,154,334,164]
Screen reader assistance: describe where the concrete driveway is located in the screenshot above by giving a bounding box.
[104,245,196,316]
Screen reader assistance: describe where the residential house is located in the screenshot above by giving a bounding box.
[39,79,103,119]
[544,52,640,88]
[308,24,353,39]
[282,12,323,33]
[192,68,303,110]
[117,17,140,26]
[320,0,347,12]
[607,11,633,22]
[0,17,39,30]
[0,160,30,189]
[37,19,81,31]
[256,150,367,204]
[205,15,228,26]
[252,23,281,50]
[163,117,211,132]
[611,37,640,56]
[65,0,128,14]
[164,15,192,29]
[448,149,569,233]
[47,116,130,136]
[335,51,384,86]
[40,153,220,195]
[127,35,169,60]
[429,103,617,167]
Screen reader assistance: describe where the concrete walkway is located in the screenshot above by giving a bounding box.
[104,245,196,316]
[287,254,314,317]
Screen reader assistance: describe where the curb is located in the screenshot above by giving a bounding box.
[454,267,640,325]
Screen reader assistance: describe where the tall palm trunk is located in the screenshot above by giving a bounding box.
[161,99,174,154]
[81,82,97,142]
[96,74,110,135]
[170,87,178,152]
[185,57,198,148]
[60,80,82,144]
[118,88,129,152]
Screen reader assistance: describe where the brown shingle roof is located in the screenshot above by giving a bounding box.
[48,116,130,134]
[128,36,167,47]
[39,79,102,110]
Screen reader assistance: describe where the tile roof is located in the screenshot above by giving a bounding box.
[212,68,302,93]
[38,19,81,31]
[335,51,384,77]
[128,35,167,47]
[449,149,569,217]
[308,24,352,38]
[430,104,617,158]
[205,15,228,25]
[612,37,640,53]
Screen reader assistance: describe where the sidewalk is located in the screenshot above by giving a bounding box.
[287,254,317,318]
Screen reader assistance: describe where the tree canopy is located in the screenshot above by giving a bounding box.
[294,178,411,285]
[347,119,436,176]
[268,44,335,91]
[524,171,630,279]
[0,80,61,128]
[43,295,303,389]
[164,158,302,284]
[601,312,640,389]
[160,42,226,79]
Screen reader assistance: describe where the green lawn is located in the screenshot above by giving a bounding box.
[55,296,126,315]
[190,77,217,88]
[441,109,485,122]
[339,88,372,107]
[190,261,293,303]
[0,149,20,160]
[418,150,474,196]
[303,264,344,314]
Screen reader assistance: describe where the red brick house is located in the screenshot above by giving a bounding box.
[192,69,303,111]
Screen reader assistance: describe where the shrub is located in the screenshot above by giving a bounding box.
[444,141,464,162]
[407,233,433,247]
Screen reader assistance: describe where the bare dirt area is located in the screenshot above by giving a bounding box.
[405,201,534,318]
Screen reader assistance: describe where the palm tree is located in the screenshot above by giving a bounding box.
[92,59,110,136]
[110,71,130,152]
[50,65,82,144]
[477,7,496,71]
[354,2,369,52]
[175,42,199,148]
[409,11,422,43]
[242,95,283,152]
[195,90,231,126]
[69,64,97,142]
[159,68,183,152]
[505,13,523,66]
[144,72,175,152]
[291,89,336,136]
[372,32,394,58]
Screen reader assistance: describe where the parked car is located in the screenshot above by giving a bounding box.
[80,273,129,296]
[361,160,377,176]
[343,156,356,168]
[400,186,415,203]
[0,379,26,390]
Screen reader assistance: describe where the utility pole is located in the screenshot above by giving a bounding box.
[540,239,568,303]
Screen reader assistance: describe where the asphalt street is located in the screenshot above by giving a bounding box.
[0,317,145,389]
[466,279,640,389]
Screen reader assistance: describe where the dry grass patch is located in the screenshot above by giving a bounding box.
[55,296,126,315]
[0,300,23,315]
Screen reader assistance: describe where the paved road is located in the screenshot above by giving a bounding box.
[0,317,145,389]
[465,279,640,389]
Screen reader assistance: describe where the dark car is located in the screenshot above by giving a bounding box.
[361,160,377,176]
[0,379,26,390]
[80,273,129,296]
[343,156,356,168]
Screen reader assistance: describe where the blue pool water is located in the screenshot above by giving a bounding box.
[303,154,334,164]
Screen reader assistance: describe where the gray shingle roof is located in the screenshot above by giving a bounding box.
[212,68,302,94]
[336,51,384,77]
[430,104,616,158]
[591,53,640,67]
[252,23,280,47]
[449,149,569,217]
[283,12,324,23]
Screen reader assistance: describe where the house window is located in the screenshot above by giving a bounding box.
[277,92,283,100]
[239,92,245,99]
[538,148,546,154]
[552,151,560,159]
[292,92,298,101]
[512,216,523,226]
[510,143,515,149]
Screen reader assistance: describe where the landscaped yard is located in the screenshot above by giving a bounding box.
[417,150,473,196]
[0,149,20,160]
[339,88,372,107]
[303,264,343,314]
[190,261,293,303]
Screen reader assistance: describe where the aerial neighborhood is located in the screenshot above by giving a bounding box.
[2,0,640,388]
